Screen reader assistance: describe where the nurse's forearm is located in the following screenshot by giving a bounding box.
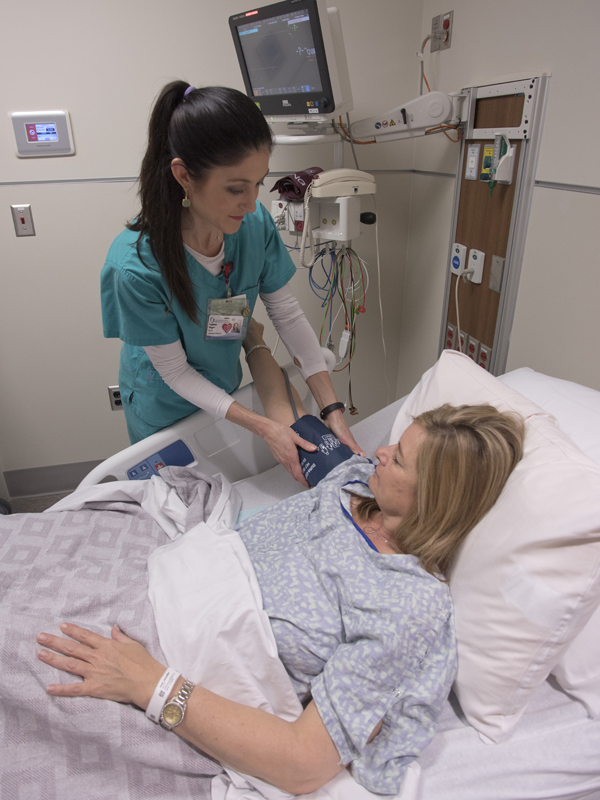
[143,342,234,418]
[305,370,340,411]
[225,400,280,440]
[226,401,316,487]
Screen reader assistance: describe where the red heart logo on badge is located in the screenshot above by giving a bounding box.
[222,323,232,333]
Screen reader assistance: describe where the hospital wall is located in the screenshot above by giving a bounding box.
[2,0,598,496]
[395,0,600,397]
[0,0,421,493]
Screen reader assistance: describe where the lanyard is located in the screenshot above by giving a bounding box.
[339,480,379,552]
[223,262,234,298]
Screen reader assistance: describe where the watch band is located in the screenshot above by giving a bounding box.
[320,402,345,420]
[159,678,195,730]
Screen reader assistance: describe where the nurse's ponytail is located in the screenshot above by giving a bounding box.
[129,81,272,323]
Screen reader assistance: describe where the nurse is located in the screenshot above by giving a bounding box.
[101,81,361,486]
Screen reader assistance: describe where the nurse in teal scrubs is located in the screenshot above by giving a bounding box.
[101,81,361,486]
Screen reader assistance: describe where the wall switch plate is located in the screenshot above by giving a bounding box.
[431,10,453,52]
[489,255,505,293]
[108,385,123,411]
[468,248,485,284]
[465,144,480,180]
[11,204,35,237]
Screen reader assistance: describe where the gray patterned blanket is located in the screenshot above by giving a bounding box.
[0,471,225,800]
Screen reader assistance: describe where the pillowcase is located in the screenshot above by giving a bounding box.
[499,367,600,717]
[499,366,600,467]
[389,350,600,742]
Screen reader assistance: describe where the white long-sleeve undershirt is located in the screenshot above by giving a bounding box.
[143,284,327,418]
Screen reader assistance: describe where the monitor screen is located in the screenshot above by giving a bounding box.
[230,0,335,118]
[25,122,59,143]
[237,7,322,98]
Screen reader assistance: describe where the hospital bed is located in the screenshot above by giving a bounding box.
[1,351,599,800]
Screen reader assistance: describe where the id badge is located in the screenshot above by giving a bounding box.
[205,294,251,341]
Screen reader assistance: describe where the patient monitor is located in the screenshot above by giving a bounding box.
[229,0,353,123]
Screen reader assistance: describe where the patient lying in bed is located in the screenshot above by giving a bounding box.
[33,338,524,796]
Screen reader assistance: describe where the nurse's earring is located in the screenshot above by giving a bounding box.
[182,188,191,208]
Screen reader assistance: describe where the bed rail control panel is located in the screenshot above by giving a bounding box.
[127,440,194,480]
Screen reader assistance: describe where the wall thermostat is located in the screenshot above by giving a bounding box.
[10,110,75,158]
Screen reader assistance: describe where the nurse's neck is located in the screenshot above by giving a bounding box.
[182,214,223,258]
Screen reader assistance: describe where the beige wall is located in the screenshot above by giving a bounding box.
[0,0,420,477]
[401,0,600,397]
[3,0,599,486]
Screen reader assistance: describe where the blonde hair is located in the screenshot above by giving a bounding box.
[358,404,525,577]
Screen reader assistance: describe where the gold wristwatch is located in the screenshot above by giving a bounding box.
[159,679,195,730]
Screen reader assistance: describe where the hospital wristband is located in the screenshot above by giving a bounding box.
[145,667,181,723]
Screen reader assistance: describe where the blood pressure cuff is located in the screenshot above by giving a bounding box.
[291,414,354,487]
[270,167,323,201]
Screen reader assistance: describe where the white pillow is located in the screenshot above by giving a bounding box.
[499,367,600,717]
[499,367,600,467]
[390,350,600,742]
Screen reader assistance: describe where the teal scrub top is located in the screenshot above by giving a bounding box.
[101,202,296,441]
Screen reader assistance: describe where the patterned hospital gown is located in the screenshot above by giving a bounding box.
[237,456,457,795]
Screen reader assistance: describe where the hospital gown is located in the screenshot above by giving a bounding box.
[237,456,457,795]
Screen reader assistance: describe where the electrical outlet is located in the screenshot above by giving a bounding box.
[445,322,458,350]
[466,336,480,362]
[108,385,124,411]
[431,10,453,52]
[477,344,492,371]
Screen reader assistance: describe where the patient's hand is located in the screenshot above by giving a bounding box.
[37,622,164,710]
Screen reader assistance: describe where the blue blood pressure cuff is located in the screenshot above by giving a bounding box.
[291,414,354,487]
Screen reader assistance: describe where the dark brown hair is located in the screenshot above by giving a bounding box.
[128,81,273,322]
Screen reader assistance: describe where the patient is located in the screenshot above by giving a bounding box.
[35,339,524,796]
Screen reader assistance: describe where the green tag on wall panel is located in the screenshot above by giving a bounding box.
[480,145,495,181]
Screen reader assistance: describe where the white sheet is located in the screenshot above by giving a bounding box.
[147,477,421,800]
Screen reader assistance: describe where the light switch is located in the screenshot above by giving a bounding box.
[11,204,35,237]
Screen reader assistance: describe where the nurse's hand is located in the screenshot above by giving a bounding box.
[323,409,366,458]
[262,420,317,488]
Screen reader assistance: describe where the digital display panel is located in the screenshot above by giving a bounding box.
[25,122,58,143]
[237,7,322,97]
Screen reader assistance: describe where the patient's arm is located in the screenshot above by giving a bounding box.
[37,622,353,794]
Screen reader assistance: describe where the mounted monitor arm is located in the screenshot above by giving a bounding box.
[351,91,467,142]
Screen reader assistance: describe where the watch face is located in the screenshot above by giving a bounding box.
[162,702,183,726]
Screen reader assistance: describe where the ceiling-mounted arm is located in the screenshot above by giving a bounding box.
[351,91,467,143]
